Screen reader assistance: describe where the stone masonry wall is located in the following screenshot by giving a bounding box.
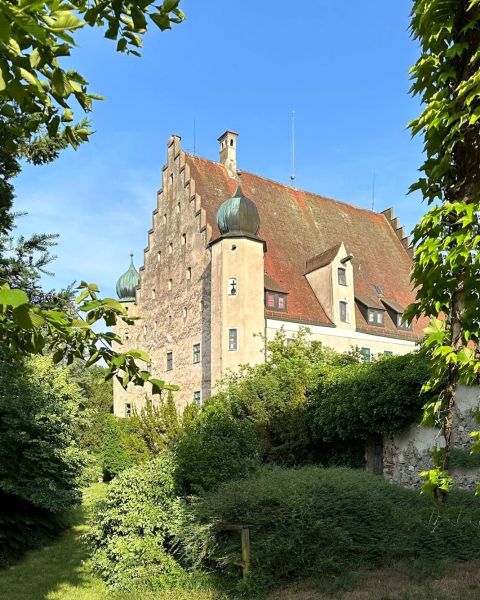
[113,135,213,414]
[383,385,480,490]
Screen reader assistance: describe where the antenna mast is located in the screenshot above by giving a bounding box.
[372,172,376,210]
[290,110,296,185]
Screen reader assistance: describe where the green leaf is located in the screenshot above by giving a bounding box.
[129,349,151,362]
[48,11,84,32]
[0,287,29,308]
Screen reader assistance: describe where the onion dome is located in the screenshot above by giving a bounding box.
[116,254,139,301]
[216,185,260,238]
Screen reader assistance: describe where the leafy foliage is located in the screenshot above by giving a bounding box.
[309,352,429,441]
[208,330,360,465]
[132,392,181,456]
[0,279,176,395]
[86,453,184,592]
[100,414,149,481]
[174,405,261,494]
[0,0,185,153]
[179,466,480,595]
[407,0,480,494]
[0,348,88,564]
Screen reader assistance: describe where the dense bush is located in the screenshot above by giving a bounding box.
[86,452,184,591]
[204,331,360,466]
[0,350,88,564]
[179,465,480,594]
[174,405,261,494]
[132,393,181,455]
[309,352,429,441]
[100,413,149,481]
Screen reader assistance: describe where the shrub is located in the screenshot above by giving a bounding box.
[205,330,360,465]
[132,392,181,455]
[174,405,261,494]
[308,352,429,441]
[0,350,88,564]
[100,413,149,481]
[179,466,480,594]
[86,452,184,591]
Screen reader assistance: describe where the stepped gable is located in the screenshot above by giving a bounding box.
[185,152,424,340]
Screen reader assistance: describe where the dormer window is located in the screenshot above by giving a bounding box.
[228,277,237,296]
[397,314,412,330]
[338,267,347,286]
[265,291,287,312]
[380,298,412,331]
[356,296,386,328]
[367,309,384,326]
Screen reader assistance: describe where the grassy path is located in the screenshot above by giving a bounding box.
[0,484,110,600]
[0,485,226,600]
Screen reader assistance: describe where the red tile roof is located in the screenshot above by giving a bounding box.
[185,153,424,341]
[305,243,342,274]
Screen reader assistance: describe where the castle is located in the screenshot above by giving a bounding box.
[113,131,424,416]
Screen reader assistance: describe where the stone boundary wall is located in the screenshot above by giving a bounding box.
[383,385,480,490]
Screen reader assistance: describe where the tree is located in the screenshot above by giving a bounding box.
[0,348,88,563]
[407,0,480,497]
[0,0,185,153]
[0,1,185,392]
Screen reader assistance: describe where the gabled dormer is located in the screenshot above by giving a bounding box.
[381,298,412,331]
[305,242,355,329]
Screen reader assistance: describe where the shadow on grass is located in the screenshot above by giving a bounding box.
[0,484,108,600]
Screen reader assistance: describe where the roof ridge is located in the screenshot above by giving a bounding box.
[184,152,387,218]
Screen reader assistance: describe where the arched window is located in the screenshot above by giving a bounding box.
[228,277,237,296]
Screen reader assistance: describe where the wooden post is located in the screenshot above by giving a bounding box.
[241,526,250,579]
[221,523,250,580]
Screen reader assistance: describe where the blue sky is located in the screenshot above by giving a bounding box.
[14,0,424,298]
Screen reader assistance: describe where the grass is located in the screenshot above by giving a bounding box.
[269,559,480,600]
[2,483,480,600]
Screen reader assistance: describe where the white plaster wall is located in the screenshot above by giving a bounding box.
[266,319,416,357]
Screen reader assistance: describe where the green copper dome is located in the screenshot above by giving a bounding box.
[216,185,260,238]
[116,254,139,302]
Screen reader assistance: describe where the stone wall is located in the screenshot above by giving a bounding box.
[113,135,213,413]
[383,385,480,490]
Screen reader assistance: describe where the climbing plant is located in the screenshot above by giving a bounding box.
[406,0,480,497]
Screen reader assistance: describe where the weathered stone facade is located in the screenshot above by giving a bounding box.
[383,385,480,490]
[114,135,214,412]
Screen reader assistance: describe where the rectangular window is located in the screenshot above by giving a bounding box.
[338,267,347,286]
[384,350,393,356]
[339,301,348,323]
[193,390,202,407]
[166,351,173,371]
[228,328,238,351]
[360,347,371,362]
[265,291,288,312]
[397,314,412,330]
[193,343,201,364]
[368,309,384,326]
[125,402,132,418]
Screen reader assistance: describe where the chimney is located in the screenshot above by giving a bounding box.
[218,130,238,178]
